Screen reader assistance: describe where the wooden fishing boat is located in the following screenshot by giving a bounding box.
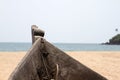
[9,25,107,80]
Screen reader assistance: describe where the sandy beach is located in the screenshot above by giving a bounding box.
[0,51,120,80]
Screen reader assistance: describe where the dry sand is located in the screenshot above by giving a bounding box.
[0,51,120,80]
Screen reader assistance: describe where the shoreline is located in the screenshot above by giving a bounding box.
[0,51,120,80]
[1,50,120,52]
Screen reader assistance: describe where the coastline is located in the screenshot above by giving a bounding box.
[0,51,120,80]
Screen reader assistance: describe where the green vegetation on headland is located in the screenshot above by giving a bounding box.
[104,34,120,45]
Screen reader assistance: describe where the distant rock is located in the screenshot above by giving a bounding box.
[104,34,120,45]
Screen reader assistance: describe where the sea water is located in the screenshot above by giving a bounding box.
[0,43,120,51]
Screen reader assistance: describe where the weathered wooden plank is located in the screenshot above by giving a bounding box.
[44,39,107,80]
[9,38,43,80]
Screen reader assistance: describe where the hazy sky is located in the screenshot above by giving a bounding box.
[0,0,120,43]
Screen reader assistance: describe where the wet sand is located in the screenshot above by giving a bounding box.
[0,51,120,80]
